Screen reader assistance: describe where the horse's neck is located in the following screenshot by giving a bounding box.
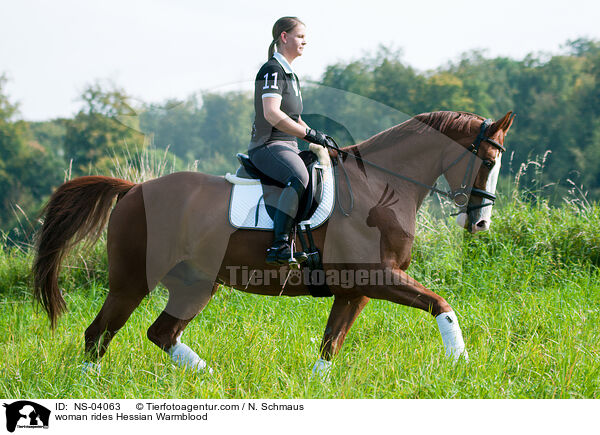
[353,132,446,207]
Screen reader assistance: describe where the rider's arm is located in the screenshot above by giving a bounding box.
[262,96,308,139]
[298,116,309,129]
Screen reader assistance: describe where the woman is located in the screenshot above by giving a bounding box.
[249,16,331,265]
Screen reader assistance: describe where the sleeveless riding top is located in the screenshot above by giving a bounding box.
[249,52,303,150]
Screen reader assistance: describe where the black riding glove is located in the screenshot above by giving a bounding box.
[304,128,331,148]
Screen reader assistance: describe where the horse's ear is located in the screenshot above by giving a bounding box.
[490,111,515,136]
[503,111,516,134]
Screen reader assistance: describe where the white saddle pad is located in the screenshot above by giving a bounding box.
[226,163,335,230]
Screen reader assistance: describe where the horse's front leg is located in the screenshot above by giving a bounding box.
[312,294,370,378]
[363,267,469,362]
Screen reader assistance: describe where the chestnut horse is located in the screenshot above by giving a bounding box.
[33,110,514,376]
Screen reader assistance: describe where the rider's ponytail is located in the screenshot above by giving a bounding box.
[268,16,304,60]
[268,39,277,59]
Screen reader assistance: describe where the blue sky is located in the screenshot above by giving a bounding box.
[1,0,598,120]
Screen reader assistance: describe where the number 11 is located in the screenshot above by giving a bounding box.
[262,72,278,89]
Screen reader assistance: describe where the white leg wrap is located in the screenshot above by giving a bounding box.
[81,361,101,374]
[311,358,332,379]
[168,342,213,374]
[436,311,469,362]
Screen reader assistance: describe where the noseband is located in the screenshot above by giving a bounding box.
[323,118,506,216]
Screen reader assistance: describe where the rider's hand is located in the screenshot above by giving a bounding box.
[304,128,333,148]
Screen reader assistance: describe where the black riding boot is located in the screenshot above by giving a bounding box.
[266,182,308,265]
[266,209,309,265]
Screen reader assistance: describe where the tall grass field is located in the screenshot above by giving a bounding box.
[1,167,599,399]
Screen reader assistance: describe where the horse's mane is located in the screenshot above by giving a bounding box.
[345,111,485,154]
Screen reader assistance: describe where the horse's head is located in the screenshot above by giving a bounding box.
[444,111,515,233]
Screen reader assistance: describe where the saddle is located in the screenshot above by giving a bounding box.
[234,150,324,223]
[226,144,335,231]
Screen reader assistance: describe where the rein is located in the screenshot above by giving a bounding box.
[325,119,505,216]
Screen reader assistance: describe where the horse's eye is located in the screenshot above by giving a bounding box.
[483,159,495,170]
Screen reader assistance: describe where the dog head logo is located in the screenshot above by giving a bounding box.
[3,401,50,432]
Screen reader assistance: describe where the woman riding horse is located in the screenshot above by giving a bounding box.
[32,110,514,377]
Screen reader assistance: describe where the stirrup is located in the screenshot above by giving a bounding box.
[289,236,308,264]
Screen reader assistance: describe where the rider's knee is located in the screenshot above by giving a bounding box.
[285,174,308,196]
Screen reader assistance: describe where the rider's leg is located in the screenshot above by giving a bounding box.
[249,142,309,264]
[267,177,307,264]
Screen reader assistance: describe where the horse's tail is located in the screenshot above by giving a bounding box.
[33,176,136,329]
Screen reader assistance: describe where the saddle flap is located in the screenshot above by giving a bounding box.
[296,151,325,221]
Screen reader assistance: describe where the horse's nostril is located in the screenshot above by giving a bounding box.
[476,220,487,228]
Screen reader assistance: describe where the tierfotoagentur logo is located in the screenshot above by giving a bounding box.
[226,265,419,289]
[3,401,50,433]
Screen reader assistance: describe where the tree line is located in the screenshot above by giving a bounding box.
[0,38,598,235]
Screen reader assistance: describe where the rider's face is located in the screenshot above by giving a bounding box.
[281,24,306,60]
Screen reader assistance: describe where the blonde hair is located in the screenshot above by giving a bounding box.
[268,16,304,60]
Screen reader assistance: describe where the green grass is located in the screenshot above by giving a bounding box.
[1,195,599,399]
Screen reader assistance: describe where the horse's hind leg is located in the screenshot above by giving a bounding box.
[146,311,211,373]
[146,276,218,373]
[83,242,147,362]
[84,292,145,361]
[84,185,148,364]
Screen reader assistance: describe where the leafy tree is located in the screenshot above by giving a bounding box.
[419,72,474,112]
[64,82,145,175]
[139,96,205,161]
[139,92,253,175]
[28,119,67,158]
[0,74,62,234]
[371,57,424,115]
[195,91,253,174]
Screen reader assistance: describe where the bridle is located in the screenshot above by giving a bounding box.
[325,118,506,216]
[443,118,506,213]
